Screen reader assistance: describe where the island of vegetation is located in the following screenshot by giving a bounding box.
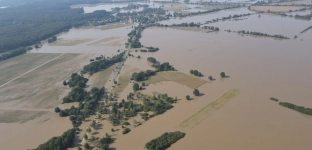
[279,102,312,116]
[226,30,290,39]
[190,70,203,77]
[145,131,186,150]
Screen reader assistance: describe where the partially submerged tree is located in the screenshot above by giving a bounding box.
[193,89,200,96]
[220,72,226,78]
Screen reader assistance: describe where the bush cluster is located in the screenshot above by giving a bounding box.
[145,131,186,150]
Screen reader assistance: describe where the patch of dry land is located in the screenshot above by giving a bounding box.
[163,4,190,11]
[96,23,132,30]
[198,5,234,11]
[0,53,100,149]
[250,6,309,12]
[171,27,214,33]
[114,65,140,93]
[48,38,94,46]
[144,71,207,89]
[87,36,123,46]
[178,89,240,129]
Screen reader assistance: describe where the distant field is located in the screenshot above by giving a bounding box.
[145,71,207,89]
[178,89,240,129]
[0,53,60,85]
[87,36,121,46]
[114,65,140,93]
[88,64,117,88]
[171,27,212,33]
[0,53,97,123]
[97,23,132,30]
[49,38,94,46]
[198,5,234,11]
[250,6,308,12]
[163,4,189,11]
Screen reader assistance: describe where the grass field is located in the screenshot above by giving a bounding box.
[0,53,97,123]
[178,89,240,129]
[145,71,207,89]
[171,27,212,33]
[114,65,140,93]
[0,53,60,85]
[250,6,308,12]
[49,38,94,46]
[198,5,234,11]
[97,23,132,30]
[88,64,117,88]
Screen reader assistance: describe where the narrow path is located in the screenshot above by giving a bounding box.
[0,53,65,88]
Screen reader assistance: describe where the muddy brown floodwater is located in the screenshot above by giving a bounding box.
[110,26,312,150]
[1,2,312,149]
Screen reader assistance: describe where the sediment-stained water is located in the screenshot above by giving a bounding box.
[113,26,312,150]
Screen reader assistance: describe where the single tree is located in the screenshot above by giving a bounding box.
[193,89,200,96]
[54,107,60,113]
[114,80,117,85]
[142,82,146,86]
[208,76,213,81]
[186,95,190,100]
[87,127,92,133]
[63,80,67,86]
[84,134,88,140]
[133,83,140,92]
[84,143,90,149]
[220,72,226,78]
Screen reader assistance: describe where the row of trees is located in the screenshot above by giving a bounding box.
[131,70,156,81]
[190,70,203,77]
[236,30,289,39]
[145,131,186,150]
[35,128,76,150]
[63,73,88,88]
[82,52,125,74]
[0,48,27,61]
[173,5,241,18]
[279,102,312,116]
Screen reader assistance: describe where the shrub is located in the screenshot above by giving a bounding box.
[220,72,226,78]
[193,89,200,96]
[123,121,130,125]
[122,128,131,134]
[145,131,186,150]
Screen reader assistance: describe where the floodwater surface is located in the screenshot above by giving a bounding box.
[110,26,312,150]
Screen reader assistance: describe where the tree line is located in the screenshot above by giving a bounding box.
[279,102,312,116]
[35,128,76,150]
[145,131,186,150]
[190,70,203,77]
[82,52,125,74]
[227,30,290,39]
